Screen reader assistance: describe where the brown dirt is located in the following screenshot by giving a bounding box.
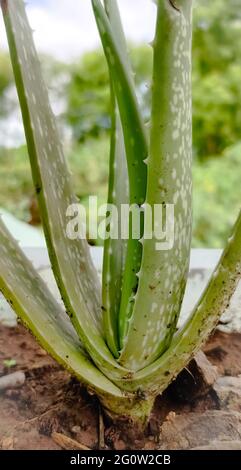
[0,324,241,450]
[204,330,241,376]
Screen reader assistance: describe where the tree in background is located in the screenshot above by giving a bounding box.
[66,45,152,142]
[193,0,241,158]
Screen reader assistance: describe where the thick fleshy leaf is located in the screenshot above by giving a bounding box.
[114,209,241,392]
[1,0,130,381]
[119,0,193,370]
[102,101,128,356]
[0,218,124,401]
[102,0,130,356]
[91,0,148,350]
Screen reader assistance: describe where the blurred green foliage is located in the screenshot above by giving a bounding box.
[0,52,12,96]
[67,50,111,141]
[1,138,240,248]
[66,45,152,142]
[0,0,241,248]
[0,139,110,239]
[193,142,241,247]
[0,52,13,115]
[0,146,32,221]
[193,0,241,158]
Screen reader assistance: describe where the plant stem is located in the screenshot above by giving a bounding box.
[100,393,155,432]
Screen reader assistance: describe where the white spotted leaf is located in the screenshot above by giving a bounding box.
[119,0,193,370]
[1,0,130,381]
[0,218,124,401]
[115,207,241,392]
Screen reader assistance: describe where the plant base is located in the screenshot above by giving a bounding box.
[100,393,155,435]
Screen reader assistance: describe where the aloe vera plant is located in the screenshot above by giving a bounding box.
[1,0,241,430]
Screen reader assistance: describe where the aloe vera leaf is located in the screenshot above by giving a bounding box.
[1,0,131,381]
[0,218,124,401]
[0,219,154,422]
[102,0,130,356]
[0,220,155,419]
[119,0,193,370]
[114,210,241,393]
[103,0,133,73]
[102,91,128,357]
[91,0,148,349]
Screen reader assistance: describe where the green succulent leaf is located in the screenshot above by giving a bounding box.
[0,218,124,401]
[102,0,129,357]
[102,93,128,357]
[115,209,241,392]
[91,0,148,350]
[1,0,241,427]
[103,0,133,73]
[119,0,193,370]
[1,0,130,381]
